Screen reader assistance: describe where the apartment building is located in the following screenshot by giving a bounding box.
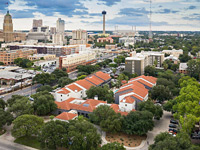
[162,49,183,58]
[70,29,88,45]
[55,71,111,102]
[59,52,96,72]
[125,51,164,75]
[115,75,157,110]
[0,48,37,65]
[9,45,81,57]
[97,37,114,43]
[28,54,56,61]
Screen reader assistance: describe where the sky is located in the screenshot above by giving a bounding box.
[0,0,199,31]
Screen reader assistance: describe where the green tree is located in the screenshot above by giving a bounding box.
[11,115,44,138]
[32,91,57,116]
[86,86,114,103]
[77,65,97,74]
[150,85,172,102]
[0,62,4,65]
[138,101,163,120]
[36,85,53,93]
[149,132,199,150]
[0,109,13,130]
[39,120,69,149]
[179,53,192,63]
[33,73,56,85]
[163,99,176,112]
[58,77,73,87]
[14,58,33,68]
[0,99,7,110]
[68,119,101,150]
[90,105,122,133]
[122,111,154,135]
[144,66,156,77]
[77,75,87,80]
[52,69,68,80]
[7,95,25,106]
[187,59,200,80]
[8,96,33,118]
[101,142,125,150]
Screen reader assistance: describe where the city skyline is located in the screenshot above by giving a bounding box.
[0,0,199,31]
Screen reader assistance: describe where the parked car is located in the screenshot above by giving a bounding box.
[169,128,178,133]
[169,124,177,128]
[170,119,179,124]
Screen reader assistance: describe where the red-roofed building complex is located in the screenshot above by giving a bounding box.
[97,37,114,43]
[115,75,157,111]
[55,71,111,102]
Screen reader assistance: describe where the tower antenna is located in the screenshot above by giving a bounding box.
[149,0,153,41]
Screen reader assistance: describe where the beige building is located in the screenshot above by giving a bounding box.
[52,34,66,45]
[0,48,37,65]
[28,54,56,61]
[162,49,183,58]
[70,29,88,45]
[33,19,43,28]
[2,11,26,42]
[125,51,164,75]
[59,52,96,72]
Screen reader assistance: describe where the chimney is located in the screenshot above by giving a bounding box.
[94,95,98,100]
[75,89,78,92]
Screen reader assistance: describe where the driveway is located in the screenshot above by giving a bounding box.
[139,111,172,150]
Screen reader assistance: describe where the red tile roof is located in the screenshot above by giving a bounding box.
[78,99,106,112]
[55,98,106,112]
[137,79,153,88]
[75,79,95,90]
[57,88,70,94]
[117,84,148,98]
[85,75,104,86]
[67,84,83,92]
[120,96,135,103]
[94,71,111,81]
[129,75,157,85]
[56,112,77,121]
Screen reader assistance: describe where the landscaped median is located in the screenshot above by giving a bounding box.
[106,132,146,147]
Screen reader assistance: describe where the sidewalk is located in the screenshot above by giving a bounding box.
[0,125,37,150]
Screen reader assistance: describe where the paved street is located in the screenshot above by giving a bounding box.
[2,84,41,101]
[139,111,172,150]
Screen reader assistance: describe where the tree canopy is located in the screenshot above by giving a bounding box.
[0,108,13,130]
[150,85,172,102]
[58,77,74,87]
[32,91,57,116]
[33,73,56,85]
[36,85,53,93]
[39,120,69,149]
[122,111,154,135]
[149,132,199,150]
[11,115,44,138]
[14,58,33,68]
[89,105,122,133]
[8,96,33,118]
[86,85,114,103]
[138,101,163,120]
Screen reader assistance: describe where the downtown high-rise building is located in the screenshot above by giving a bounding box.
[33,19,43,28]
[56,18,65,33]
[3,11,14,42]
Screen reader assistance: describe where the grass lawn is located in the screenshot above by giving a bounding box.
[14,136,41,149]
[106,132,146,147]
